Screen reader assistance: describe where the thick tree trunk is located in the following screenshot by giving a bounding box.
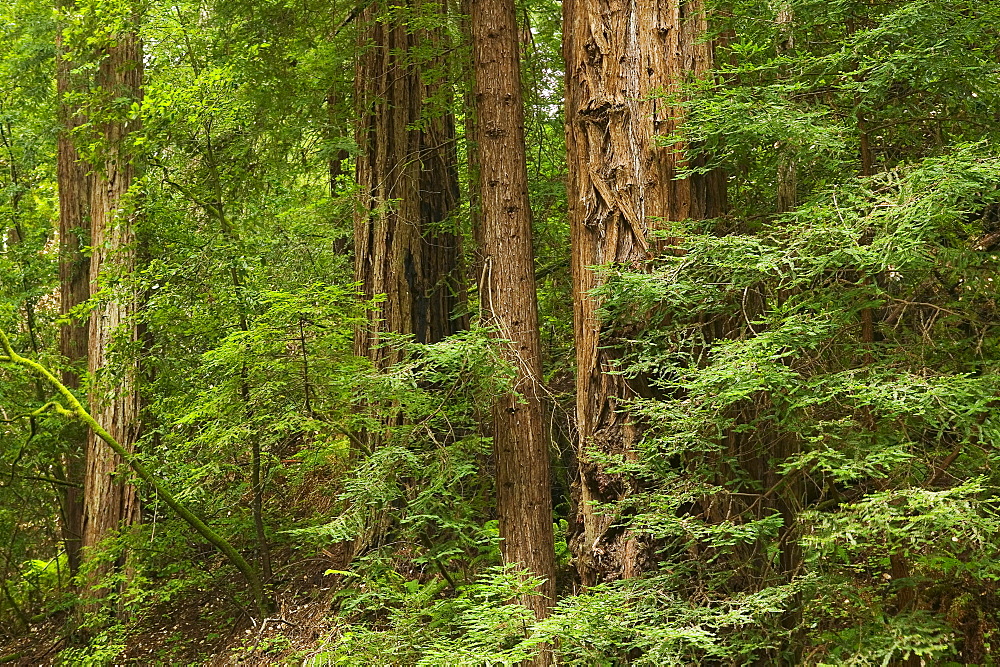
[354,0,465,367]
[81,27,143,605]
[563,0,725,585]
[469,0,557,634]
[55,1,90,576]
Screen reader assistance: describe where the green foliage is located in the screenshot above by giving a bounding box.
[588,143,1000,661]
[3,0,1000,662]
[288,328,510,579]
[306,566,544,666]
[57,626,126,666]
[581,0,1000,656]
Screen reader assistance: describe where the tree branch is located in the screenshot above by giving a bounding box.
[0,329,273,616]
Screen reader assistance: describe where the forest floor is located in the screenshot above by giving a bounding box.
[0,555,351,665]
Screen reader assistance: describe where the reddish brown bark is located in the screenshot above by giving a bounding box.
[81,26,143,604]
[563,0,725,584]
[354,0,465,366]
[469,0,557,635]
[55,0,91,575]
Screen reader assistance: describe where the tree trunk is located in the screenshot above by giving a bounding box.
[325,88,351,257]
[81,24,143,607]
[563,0,725,585]
[55,0,91,578]
[775,1,797,214]
[354,0,465,367]
[469,0,557,634]
[459,0,483,293]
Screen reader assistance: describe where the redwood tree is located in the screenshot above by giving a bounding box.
[354,0,465,366]
[563,0,725,584]
[55,0,91,576]
[80,12,143,602]
[469,0,557,629]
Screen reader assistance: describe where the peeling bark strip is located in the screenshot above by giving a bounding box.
[354,0,465,367]
[563,0,725,584]
[56,0,91,576]
[468,0,557,634]
[82,24,143,604]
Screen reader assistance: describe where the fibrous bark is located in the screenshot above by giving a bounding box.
[81,25,143,604]
[55,0,91,577]
[563,0,725,585]
[354,0,465,366]
[469,0,557,633]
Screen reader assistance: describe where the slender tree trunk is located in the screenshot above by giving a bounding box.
[775,1,797,214]
[563,0,725,585]
[326,88,351,257]
[469,0,557,635]
[354,0,465,368]
[459,0,483,290]
[55,0,90,578]
[195,127,276,592]
[81,22,143,607]
[326,91,350,199]
[769,0,804,584]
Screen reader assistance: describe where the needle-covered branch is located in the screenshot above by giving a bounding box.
[0,329,273,616]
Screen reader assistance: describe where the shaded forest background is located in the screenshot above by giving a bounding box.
[2,0,1000,664]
